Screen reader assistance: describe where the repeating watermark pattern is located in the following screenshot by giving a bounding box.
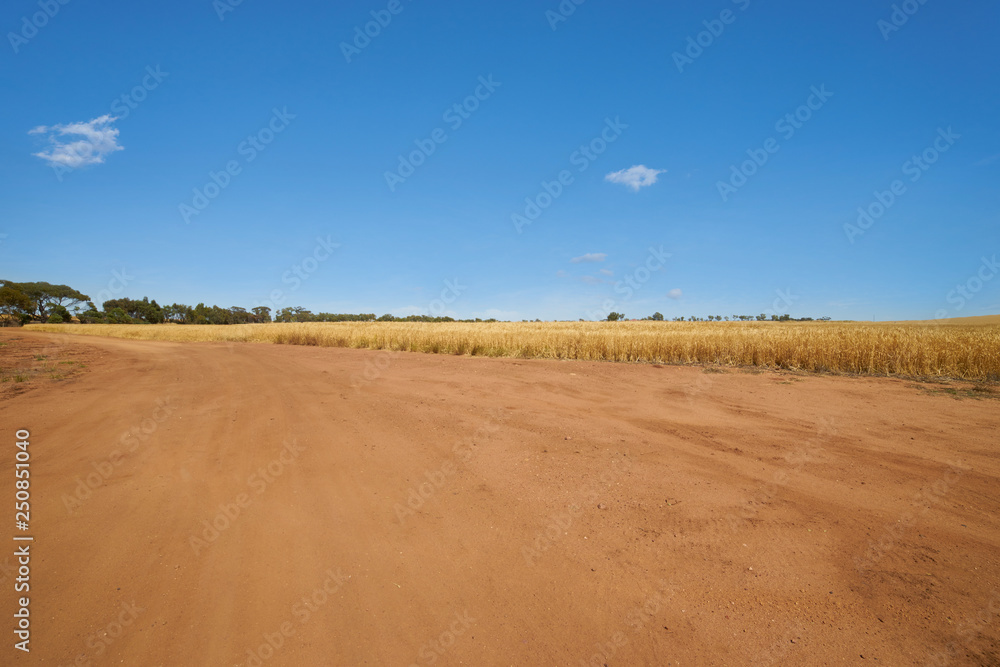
[545,0,587,30]
[582,245,671,321]
[94,267,135,307]
[854,460,969,572]
[7,0,72,54]
[511,117,628,234]
[726,418,835,532]
[253,235,340,315]
[934,255,998,319]
[576,579,677,667]
[178,107,296,224]
[43,66,167,183]
[716,85,834,202]
[925,590,1000,666]
[878,0,932,41]
[844,127,960,244]
[762,288,800,320]
[350,278,467,391]
[61,398,176,514]
[406,610,475,666]
[63,601,145,664]
[521,456,633,566]
[213,0,246,21]
[394,410,502,523]
[385,76,501,191]
[108,66,169,122]
[754,622,806,666]
[234,568,352,666]
[672,0,752,73]
[340,0,414,63]
[188,439,305,555]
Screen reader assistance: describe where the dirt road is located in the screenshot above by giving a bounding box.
[1,330,998,666]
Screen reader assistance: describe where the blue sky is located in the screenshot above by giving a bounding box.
[2,0,998,321]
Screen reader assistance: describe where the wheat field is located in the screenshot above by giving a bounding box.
[22,320,1000,380]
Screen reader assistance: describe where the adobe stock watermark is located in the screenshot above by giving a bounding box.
[716,85,834,202]
[253,235,341,314]
[47,66,168,183]
[521,456,633,566]
[511,116,628,234]
[341,0,414,63]
[234,568,352,667]
[188,438,306,555]
[854,460,969,573]
[934,255,998,319]
[394,410,502,523]
[74,601,145,663]
[726,418,834,532]
[844,126,960,244]
[877,0,931,41]
[61,398,176,514]
[213,0,247,21]
[926,590,1000,666]
[407,610,475,667]
[351,278,466,392]
[762,287,799,320]
[583,245,671,321]
[672,0,751,73]
[545,0,587,30]
[577,579,676,667]
[385,75,501,192]
[7,0,72,54]
[94,267,134,307]
[178,107,296,224]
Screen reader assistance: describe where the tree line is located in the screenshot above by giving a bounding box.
[0,280,485,326]
[1,280,829,327]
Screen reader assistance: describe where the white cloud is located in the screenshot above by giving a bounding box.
[667,288,683,300]
[599,268,613,276]
[30,115,123,169]
[570,253,607,263]
[604,165,666,191]
[975,153,1000,167]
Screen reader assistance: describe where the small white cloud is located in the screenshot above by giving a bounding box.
[599,268,613,276]
[975,153,1000,167]
[605,165,666,191]
[571,253,607,263]
[30,115,123,169]
[667,288,683,300]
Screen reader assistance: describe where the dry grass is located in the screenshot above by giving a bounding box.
[23,321,1000,381]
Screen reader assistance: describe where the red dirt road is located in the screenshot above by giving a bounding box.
[1,330,998,666]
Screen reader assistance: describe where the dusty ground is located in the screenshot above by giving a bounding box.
[1,329,998,666]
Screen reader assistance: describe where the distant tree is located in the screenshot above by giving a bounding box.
[606,312,624,321]
[757,313,767,321]
[5,281,89,320]
[649,312,664,321]
[251,306,272,323]
[0,284,34,326]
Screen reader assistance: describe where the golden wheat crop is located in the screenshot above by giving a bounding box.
[22,320,1000,380]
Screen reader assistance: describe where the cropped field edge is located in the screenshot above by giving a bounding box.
[19,321,1000,382]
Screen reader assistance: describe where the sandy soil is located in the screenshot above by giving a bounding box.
[1,329,998,666]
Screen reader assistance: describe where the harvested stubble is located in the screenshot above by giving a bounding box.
[24,321,1000,381]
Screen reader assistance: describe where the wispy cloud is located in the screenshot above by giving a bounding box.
[667,288,683,300]
[599,268,613,276]
[975,153,1000,167]
[605,164,665,191]
[570,253,607,263]
[30,115,123,168]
